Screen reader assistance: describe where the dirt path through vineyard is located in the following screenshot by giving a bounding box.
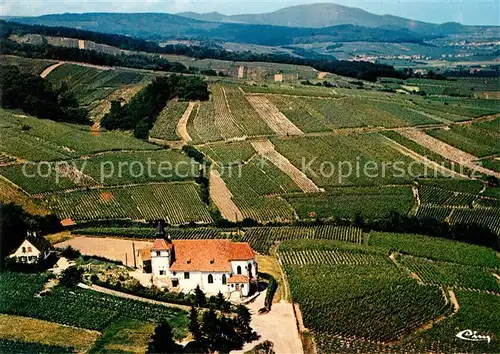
[382,135,468,179]
[40,62,64,78]
[176,102,195,143]
[251,139,322,193]
[397,128,500,178]
[209,170,243,222]
[246,95,303,136]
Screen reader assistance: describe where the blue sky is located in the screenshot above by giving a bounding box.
[1,0,499,25]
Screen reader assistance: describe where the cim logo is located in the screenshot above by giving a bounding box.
[456,330,491,343]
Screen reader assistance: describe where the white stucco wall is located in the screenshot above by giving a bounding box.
[9,240,43,264]
[230,259,257,277]
[151,250,170,277]
[172,270,231,295]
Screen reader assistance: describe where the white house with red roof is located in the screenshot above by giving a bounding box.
[147,223,257,297]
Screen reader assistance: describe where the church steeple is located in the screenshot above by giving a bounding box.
[156,222,166,238]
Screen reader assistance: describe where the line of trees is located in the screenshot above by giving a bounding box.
[0,65,90,124]
[0,37,193,74]
[101,75,209,139]
[1,19,407,82]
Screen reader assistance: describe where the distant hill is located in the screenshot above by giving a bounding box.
[177,3,490,36]
[8,12,427,45]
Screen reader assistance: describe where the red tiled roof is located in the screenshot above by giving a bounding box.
[152,238,172,251]
[170,239,231,272]
[228,274,249,283]
[169,239,254,272]
[60,218,76,227]
[229,242,254,260]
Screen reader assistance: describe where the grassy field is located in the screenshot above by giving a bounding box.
[0,314,100,352]
[0,109,158,161]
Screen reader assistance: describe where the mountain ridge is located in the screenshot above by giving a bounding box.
[176,3,491,35]
[7,12,429,46]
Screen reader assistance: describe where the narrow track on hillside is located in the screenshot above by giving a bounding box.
[398,128,500,178]
[381,135,469,179]
[176,101,195,143]
[251,139,322,193]
[209,170,243,222]
[40,62,64,78]
[246,95,304,136]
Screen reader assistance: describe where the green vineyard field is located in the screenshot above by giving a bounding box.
[0,272,188,338]
[45,182,213,225]
[401,256,500,291]
[285,259,449,344]
[368,232,499,268]
[286,186,414,220]
[242,225,363,254]
[149,101,189,141]
[426,118,500,158]
[271,134,439,187]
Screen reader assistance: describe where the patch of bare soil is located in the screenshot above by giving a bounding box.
[398,128,500,178]
[246,95,303,136]
[209,170,243,222]
[317,72,327,79]
[55,236,153,267]
[176,102,195,142]
[382,135,469,179]
[251,139,322,193]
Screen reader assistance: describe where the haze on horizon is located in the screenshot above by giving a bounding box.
[1,0,499,26]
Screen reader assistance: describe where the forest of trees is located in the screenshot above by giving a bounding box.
[0,65,90,124]
[0,38,193,74]
[1,20,406,81]
[101,74,209,139]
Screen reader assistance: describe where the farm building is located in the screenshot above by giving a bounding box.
[274,73,298,82]
[8,231,54,264]
[141,223,257,297]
